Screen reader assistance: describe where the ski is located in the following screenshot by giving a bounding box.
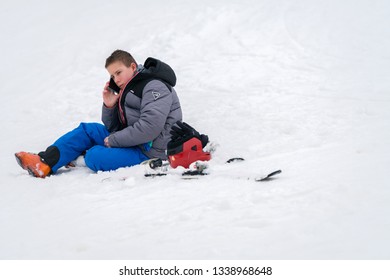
[142,157,282,182]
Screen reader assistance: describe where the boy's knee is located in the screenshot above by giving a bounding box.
[84,146,103,172]
[79,122,104,133]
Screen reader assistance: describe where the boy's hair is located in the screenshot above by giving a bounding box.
[105,50,137,68]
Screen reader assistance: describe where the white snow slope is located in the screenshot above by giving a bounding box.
[1,0,389,259]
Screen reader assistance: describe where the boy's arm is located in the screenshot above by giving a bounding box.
[102,104,121,132]
[101,81,121,132]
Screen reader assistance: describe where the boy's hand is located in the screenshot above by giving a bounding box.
[103,81,120,108]
[104,136,111,147]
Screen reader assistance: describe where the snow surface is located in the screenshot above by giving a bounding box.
[1,0,390,259]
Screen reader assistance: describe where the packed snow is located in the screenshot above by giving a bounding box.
[1,0,389,259]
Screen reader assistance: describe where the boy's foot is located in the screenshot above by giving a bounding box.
[15,152,51,178]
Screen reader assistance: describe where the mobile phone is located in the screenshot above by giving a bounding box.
[108,78,121,95]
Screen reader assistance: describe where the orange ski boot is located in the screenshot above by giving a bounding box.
[15,152,51,178]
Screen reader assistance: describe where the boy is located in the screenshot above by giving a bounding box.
[15,50,182,178]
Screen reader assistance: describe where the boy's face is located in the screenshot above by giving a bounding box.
[106,61,137,89]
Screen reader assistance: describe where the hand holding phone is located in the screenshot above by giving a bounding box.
[103,79,120,108]
[108,78,121,95]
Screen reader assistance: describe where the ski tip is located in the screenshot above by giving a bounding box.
[255,169,282,182]
[268,170,282,177]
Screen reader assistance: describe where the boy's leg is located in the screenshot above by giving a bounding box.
[84,145,149,172]
[40,122,110,173]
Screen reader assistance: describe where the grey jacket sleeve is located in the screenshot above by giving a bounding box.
[102,104,121,132]
[108,80,173,147]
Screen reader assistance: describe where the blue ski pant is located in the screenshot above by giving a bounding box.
[50,122,149,173]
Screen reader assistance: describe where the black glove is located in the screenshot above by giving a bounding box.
[169,121,209,148]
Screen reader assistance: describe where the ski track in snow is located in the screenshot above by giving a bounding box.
[1,0,390,259]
